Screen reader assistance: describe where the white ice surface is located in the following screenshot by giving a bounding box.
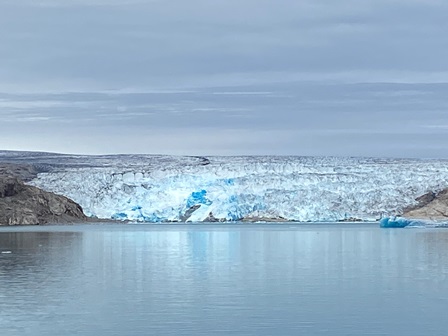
[28,156,448,222]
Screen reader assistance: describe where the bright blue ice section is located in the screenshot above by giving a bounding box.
[187,190,212,208]
[224,195,266,221]
[143,213,163,222]
[112,212,128,220]
[380,217,424,228]
[223,178,235,186]
[119,205,164,222]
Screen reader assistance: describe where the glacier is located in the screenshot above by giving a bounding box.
[16,154,448,223]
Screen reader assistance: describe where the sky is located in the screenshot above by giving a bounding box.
[1,0,448,157]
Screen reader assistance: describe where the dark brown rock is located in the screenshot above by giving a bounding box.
[180,205,202,222]
[402,191,437,213]
[203,212,226,222]
[0,178,23,197]
[0,163,41,182]
[0,175,87,226]
[403,189,448,220]
[241,216,289,223]
[341,217,363,222]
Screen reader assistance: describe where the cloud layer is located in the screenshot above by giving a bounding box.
[1,0,447,157]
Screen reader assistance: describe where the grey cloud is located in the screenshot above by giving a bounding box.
[2,0,448,89]
[0,0,447,157]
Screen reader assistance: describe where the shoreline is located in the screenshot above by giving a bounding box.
[0,221,383,232]
[2,218,447,227]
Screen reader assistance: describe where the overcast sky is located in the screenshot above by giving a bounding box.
[1,0,448,157]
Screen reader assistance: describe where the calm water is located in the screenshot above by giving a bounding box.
[1,224,448,336]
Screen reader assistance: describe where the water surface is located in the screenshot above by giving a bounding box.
[1,224,448,335]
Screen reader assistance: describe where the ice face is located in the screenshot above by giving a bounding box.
[28,156,448,222]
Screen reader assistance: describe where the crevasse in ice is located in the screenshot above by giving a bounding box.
[28,156,448,222]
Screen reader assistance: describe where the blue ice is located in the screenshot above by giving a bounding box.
[187,190,212,208]
[380,217,424,228]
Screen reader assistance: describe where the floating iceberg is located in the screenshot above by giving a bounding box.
[25,155,448,223]
[379,217,424,228]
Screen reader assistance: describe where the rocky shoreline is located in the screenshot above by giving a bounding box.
[402,190,448,220]
[0,163,88,225]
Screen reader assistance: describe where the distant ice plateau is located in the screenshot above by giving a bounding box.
[1,152,446,223]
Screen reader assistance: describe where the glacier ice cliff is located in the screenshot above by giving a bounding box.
[20,154,448,223]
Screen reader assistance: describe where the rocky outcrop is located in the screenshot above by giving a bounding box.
[180,205,202,222]
[0,163,41,182]
[0,173,87,226]
[203,212,226,222]
[241,216,289,223]
[403,189,448,220]
[341,217,363,222]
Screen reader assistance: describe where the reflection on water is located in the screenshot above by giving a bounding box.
[1,224,448,336]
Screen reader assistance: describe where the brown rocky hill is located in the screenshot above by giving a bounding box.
[403,190,448,220]
[0,164,87,225]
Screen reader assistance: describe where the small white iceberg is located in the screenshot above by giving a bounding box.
[1,251,12,254]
